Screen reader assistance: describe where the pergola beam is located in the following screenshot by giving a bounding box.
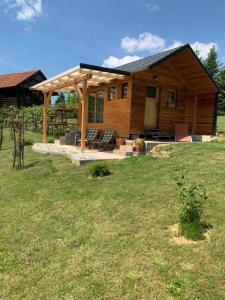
[79,68,126,79]
[80,80,87,152]
[42,74,92,92]
[43,91,52,143]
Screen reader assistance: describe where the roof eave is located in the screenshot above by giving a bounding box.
[148,44,218,91]
[79,63,130,76]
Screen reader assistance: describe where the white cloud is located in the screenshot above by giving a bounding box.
[145,3,159,12]
[102,55,142,68]
[102,32,219,67]
[166,40,218,59]
[121,32,165,53]
[2,0,42,21]
[190,41,218,59]
[165,40,184,50]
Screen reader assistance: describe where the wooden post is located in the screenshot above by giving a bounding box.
[192,95,198,134]
[156,87,162,128]
[43,92,52,143]
[80,80,87,152]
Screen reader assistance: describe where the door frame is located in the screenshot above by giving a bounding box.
[144,85,159,129]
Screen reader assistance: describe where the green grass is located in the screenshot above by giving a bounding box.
[217,115,225,133]
[1,123,225,299]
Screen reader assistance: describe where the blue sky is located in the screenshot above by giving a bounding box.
[0,0,225,78]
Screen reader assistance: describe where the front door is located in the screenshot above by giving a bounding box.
[144,86,157,128]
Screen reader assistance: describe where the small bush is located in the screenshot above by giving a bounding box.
[167,279,183,297]
[88,162,111,177]
[175,175,209,240]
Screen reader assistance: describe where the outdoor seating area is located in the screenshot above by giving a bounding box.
[59,127,115,150]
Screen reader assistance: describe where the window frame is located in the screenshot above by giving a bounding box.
[108,86,116,101]
[166,89,177,108]
[88,91,104,123]
[146,85,157,99]
[121,83,128,99]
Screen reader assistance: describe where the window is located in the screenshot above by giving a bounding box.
[166,90,176,108]
[121,83,128,98]
[108,86,116,100]
[146,86,157,98]
[88,91,104,123]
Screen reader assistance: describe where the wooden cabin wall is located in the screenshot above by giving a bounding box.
[195,93,216,135]
[158,88,186,134]
[81,79,132,137]
[130,67,188,135]
[129,78,146,134]
[130,66,216,136]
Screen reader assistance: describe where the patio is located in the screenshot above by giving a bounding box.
[32,142,126,166]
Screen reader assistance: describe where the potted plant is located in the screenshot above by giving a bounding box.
[116,136,126,147]
[135,138,145,153]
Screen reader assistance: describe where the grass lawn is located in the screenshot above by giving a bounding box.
[217,115,225,133]
[1,122,225,299]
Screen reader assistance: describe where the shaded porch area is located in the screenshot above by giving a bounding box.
[30,63,130,153]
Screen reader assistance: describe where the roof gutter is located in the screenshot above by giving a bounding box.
[79,63,130,76]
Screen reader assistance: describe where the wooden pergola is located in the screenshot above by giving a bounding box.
[30,64,129,152]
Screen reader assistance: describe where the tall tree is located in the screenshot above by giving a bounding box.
[66,92,78,109]
[55,93,66,106]
[203,46,220,81]
[202,46,225,115]
[66,92,78,119]
[218,68,225,114]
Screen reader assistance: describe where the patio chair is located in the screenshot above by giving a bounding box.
[71,127,81,146]
[94,130,115,151]
[85,128,100,148]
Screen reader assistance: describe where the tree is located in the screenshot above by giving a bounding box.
[203,46,220,81]
[66,92,78,119]
[55,93,66,106]
[66,92,78,109]
[201,46,225,115]
[218,68,225,114]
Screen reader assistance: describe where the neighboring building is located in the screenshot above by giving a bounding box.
[0,70,47,107]
[31,44,218,139]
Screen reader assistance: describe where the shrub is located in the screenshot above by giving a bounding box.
[175,175,209,240]
[88,162,111,177]
[167,279,183,297]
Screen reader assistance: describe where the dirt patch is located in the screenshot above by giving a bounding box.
[149,144,174,158]
[215,134,225,142]
[167,223,211,245]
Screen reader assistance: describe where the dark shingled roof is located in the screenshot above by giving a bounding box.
[114,43,218,89]
[115,45,187,73]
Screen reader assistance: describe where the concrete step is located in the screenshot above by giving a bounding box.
[113,149,133,156]
[119,144,133,152]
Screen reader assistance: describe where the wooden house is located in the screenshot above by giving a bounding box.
[0,70,46,107]
[31,44,218,151]
[85,44,218,137]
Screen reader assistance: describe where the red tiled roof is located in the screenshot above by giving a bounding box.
[0,70,38,89]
